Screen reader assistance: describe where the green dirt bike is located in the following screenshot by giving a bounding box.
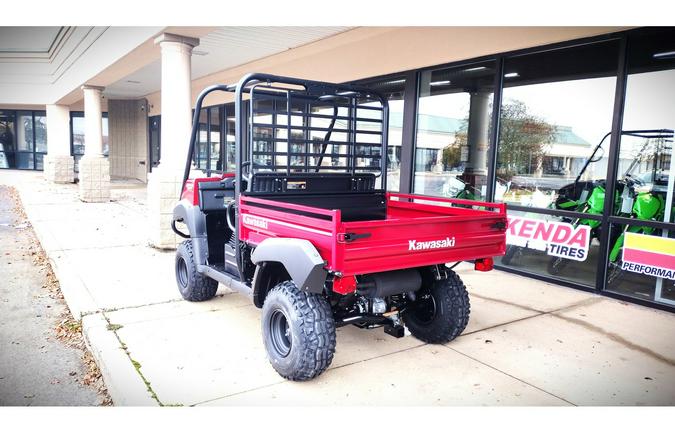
[547,129,674,279]
[547,180,619,275]
[605,176,670,285]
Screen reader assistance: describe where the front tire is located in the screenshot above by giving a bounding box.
[403,270,470,344]
[175,240,218,302]
[261,281,336,381]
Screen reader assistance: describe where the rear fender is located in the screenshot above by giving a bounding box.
[172,200,208,265]
[251,238,327,298]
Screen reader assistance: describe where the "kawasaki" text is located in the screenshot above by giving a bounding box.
[408,237,455,251]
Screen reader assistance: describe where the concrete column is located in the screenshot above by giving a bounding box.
[147,33,199,249]
[465,91,490,176]
[44,104,74,183]
[79,85,110,202]
[461,91,491,193]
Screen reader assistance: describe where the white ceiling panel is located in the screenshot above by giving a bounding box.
[105,26,352,98]
[0,27,63,54]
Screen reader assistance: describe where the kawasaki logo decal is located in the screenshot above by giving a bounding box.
[408,237,455,251]
[243,215,268,230]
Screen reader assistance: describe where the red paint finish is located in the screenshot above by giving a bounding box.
[239,192,508,292]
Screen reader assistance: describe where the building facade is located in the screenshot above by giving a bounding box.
[1,26,673,311]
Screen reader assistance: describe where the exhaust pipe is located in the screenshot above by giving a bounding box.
[357,269,422,298]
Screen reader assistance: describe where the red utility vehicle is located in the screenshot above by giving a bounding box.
[172,74,507,381]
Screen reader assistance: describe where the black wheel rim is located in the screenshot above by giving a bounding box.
[177,257,189,289]
[412,294,437,325]
[269,309,292,357]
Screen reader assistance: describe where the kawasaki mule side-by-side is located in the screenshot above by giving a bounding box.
[171,74,508,381]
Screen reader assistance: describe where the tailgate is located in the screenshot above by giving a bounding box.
[336,193,507,276]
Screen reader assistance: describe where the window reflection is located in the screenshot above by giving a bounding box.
[497,41,619,209]
[414,63,495,200]
[360,78,406,191]
[70,112,108,173]
[606,28,675,306]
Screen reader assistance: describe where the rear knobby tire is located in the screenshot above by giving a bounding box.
[261,281,336,381]
[175,240,218,302]
[403,270,470,344]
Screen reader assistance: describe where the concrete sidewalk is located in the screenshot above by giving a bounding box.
[2,169,675,406]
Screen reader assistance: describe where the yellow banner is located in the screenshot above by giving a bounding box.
[624,232,675,255]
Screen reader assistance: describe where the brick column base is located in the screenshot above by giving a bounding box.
[79,156,111,203]
[44,154,75,183]
[147,167,184,249]
[147,166,208,250]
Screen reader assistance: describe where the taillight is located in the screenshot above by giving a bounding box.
[475,257,494,272]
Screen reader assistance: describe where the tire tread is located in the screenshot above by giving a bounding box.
[403,270,470,344]
[176,240,218,302]
[264,281,336,381]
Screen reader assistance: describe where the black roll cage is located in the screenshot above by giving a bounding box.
[180,73,389,283]
[181,73,390,199]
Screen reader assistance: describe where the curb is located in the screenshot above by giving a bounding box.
[16,188,99,319]
[14,185,156,406]
[82,313,158,406]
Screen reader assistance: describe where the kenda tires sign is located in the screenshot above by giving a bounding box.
[506,216,591,261]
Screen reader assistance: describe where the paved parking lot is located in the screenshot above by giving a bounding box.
[2,170,674,406]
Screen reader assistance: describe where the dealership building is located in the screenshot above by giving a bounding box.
[0,26,673,311]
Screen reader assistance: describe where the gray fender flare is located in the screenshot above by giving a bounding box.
[251,238,327,294]
[172,200,208,265]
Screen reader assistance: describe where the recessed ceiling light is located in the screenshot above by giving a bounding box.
[126,80,141,84]
[504,72,520,78]
[430,80,451,86]
[653,50,675,59]
[464,66,487,72]
[386,79,405,84]
[192,50,209,56]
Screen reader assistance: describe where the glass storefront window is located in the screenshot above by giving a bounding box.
[414,62,495,200]
[71,113,109,155]
[361,78,406,192]
[0,110,46,170]
[605,28,675,306]
[71,112,109,173]
[15,112,34,169]
[224,104,236,172]
[497,209,600,287]
[34,112,47,153]
[497,41,619,209]
[16,112,33,152]
[149,116,161,170]
[495,41,620,288]
[0,111,14,169]
[196,108,209,169]
[605,224,675,303]
[210,107,221,171]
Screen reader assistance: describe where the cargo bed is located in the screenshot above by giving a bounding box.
[239,192,507,276]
